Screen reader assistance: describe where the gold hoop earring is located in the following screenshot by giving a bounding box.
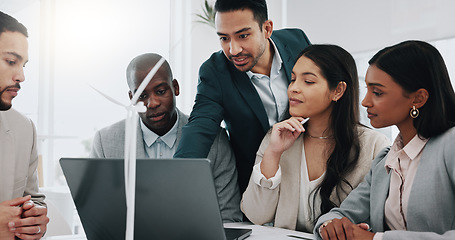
[410,106,419,118]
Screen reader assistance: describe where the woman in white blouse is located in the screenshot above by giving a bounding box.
[240,44,390,233]
[315,41,455,240]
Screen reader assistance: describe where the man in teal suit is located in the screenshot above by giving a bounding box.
[175,0,311,193]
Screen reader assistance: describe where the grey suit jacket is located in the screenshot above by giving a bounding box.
[314,127,455,240]
[90,109,242,222]
[0,108,45,205]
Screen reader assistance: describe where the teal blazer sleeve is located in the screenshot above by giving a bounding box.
[175,28,311,193]
[314,127,455,240]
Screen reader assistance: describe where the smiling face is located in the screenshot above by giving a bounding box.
[361,65,414,129]
[288,56,337,119]
[129,65,179,136]
[215,9,272,73]
[0,31,28,110]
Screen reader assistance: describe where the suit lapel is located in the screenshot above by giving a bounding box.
[270,34,293,120]
[271,33,294,84]
[175,109,188,150]
[371,164,392,232]
[279,135,304,229]
[230,65,269,132]
[135,117,147,158]
[0,113,16,201]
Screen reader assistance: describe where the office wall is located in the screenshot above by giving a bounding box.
[286,0,455,54]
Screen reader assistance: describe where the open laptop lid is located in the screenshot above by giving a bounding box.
[60,158,250,240]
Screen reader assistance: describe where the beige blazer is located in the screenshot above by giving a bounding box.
[241,126,389,231]
[0,109,45,205]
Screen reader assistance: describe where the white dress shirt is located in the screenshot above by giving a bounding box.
[139,113,179,158]
[246,38,289,127]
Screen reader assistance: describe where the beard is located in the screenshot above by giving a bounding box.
[228,53,261,73]
[228,41,267,73]
[0,83,20,111]
[0,95,13,110]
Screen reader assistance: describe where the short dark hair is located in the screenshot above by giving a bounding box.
[369,40,455,138]
[298,44,361,219]
[214,0,268,28]
[0,11,28,37]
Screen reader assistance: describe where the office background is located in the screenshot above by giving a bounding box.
[2,0,455,236]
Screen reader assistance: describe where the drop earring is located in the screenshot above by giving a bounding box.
[410,106,419,118]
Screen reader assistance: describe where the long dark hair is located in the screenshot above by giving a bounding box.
[369,40,455,138]
[299,45,361,218]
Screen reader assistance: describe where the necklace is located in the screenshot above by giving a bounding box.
[306,133,333,139]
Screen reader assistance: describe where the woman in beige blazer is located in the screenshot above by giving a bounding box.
[241,45,390,233]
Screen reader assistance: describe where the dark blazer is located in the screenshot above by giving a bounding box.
[175,28,311,193]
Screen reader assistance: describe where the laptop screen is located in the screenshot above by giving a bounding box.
[60,158,249,240]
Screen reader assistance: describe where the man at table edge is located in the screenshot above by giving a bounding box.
[0,11,49,239]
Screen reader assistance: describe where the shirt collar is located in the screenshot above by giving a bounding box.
[140,111,179,148]
[0,110,11,132]
[246,38,283,80]
[385,133,428,172]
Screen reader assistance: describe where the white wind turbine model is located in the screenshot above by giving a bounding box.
[91,57,165,240]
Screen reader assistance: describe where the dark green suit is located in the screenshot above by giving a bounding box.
[175,28,311,193]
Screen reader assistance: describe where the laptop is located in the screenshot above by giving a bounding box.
[60,158,251,240]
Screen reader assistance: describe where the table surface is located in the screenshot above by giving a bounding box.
[43,222,315,240]
[225,222,315,240]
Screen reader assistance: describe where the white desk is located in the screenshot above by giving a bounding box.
[44,222,315,240]
[44,236,86,240]
[225,222,315,240]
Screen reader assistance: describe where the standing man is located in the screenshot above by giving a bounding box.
[0,11,49,239]
[90,53,242,222]
[175,0,311,193]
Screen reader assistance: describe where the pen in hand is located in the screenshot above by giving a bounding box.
[300,117,310,125]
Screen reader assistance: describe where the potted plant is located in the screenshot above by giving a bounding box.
[195,0,215,29]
